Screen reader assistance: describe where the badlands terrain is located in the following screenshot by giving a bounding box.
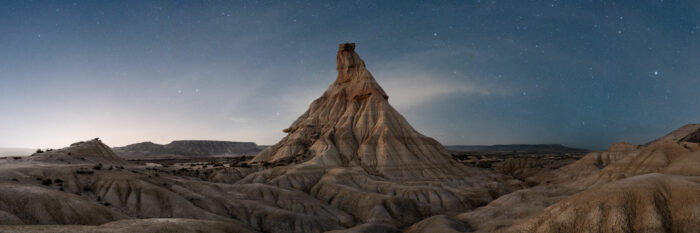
[0,44,698,233]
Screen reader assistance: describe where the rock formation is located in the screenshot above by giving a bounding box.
[453,124,700,233]
[250,43,480,180]
[645,123,700,146]
[25,138,126,165]
[507,174,700,233]
[237,43,521,228]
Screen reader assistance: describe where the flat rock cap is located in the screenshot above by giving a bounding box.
[339,43,355,51]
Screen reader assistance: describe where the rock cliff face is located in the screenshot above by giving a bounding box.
[114,140,261,159]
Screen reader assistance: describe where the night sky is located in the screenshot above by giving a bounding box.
[1,1,699,150]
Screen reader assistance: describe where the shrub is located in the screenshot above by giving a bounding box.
[35,149,44,154]
[76,168,94,175]
[54,179,63,183]
[41,179,53,186]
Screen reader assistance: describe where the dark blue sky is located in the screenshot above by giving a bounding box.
[1,0,699,150]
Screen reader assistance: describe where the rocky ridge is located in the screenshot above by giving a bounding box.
[113,140,261,160]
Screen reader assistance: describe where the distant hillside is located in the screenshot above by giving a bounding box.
[113,140,262,160]
[444,144,588,153]
[0,147,34,157]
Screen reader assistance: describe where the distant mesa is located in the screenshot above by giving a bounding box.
[445,144,588,153]
[113,140,262,160]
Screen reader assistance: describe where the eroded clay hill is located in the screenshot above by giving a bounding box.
[447,124,700,233]
[25,138,127,165]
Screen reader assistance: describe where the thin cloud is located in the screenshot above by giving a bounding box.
[378,74,504,110]
[371,47,510,110]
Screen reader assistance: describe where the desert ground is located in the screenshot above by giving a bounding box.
[1,44,698,233]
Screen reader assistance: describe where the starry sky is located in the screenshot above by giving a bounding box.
[1,0,699,150]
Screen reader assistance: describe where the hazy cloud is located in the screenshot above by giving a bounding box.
[372,47,509,110]
[379,74,504,110]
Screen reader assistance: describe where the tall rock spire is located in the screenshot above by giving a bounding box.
[251,43,466,179]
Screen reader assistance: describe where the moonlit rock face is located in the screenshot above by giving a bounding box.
[251,43,470,179]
